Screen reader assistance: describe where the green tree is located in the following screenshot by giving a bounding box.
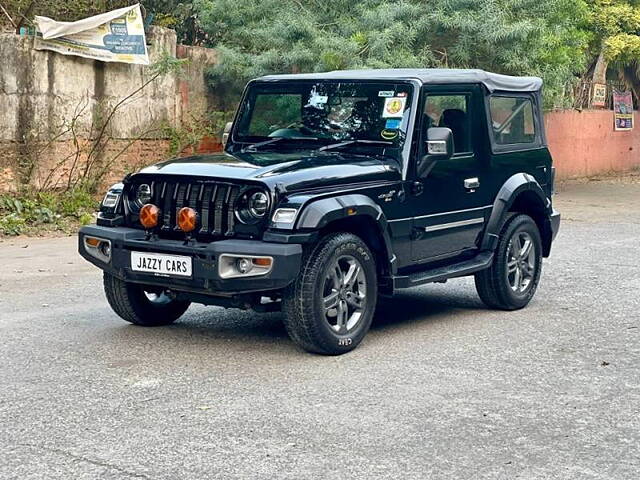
[587,0,640,96]
[195,0,589,108]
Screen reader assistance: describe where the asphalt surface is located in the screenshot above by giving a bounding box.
[0,178,639,479]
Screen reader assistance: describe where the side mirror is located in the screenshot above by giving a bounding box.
[417,127,454,178]
[222,121,233,147]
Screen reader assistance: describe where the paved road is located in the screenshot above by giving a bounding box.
[1,179,639,479]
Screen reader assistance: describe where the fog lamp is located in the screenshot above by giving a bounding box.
[83,236,111,263]
[236,258,253,274]
[177,207,198,233]
[219,254,274,279]
[140,204,160,229]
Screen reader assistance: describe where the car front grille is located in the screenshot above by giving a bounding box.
[134,179,242,238]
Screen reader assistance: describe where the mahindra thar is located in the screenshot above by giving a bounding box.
[79,69,560,355]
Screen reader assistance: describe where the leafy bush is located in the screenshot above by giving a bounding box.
[0,190,98,236]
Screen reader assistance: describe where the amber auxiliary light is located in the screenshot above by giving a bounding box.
[140,204,160,229]
[178,207,198,233]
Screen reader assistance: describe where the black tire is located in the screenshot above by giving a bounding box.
[282,232,378,355]
[103,272,190,326]
[475,214,543,310]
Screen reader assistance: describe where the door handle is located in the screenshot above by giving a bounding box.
[464,177,480,190]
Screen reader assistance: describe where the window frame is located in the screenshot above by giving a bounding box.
[485,92,543,153]
[232,79,415,146]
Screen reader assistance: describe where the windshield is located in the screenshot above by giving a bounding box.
[234,81,414,153]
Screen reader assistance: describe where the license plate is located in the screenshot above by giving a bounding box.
[130,251,192,277]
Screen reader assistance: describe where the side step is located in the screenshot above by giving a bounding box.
[391,251,494,289]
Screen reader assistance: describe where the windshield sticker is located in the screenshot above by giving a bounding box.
[385,118,401,129]
[381,128,399,140]
[306,93,328,109]
[397,92,408,97]
[378,90,395,97]
[382,97,406,118]
[305,86,329,109]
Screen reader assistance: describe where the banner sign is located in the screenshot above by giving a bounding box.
[34,4,149,65]
[613,91,634,131]
[592,83,607,108]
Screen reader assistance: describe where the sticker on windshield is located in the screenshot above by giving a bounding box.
[385,119,401,129]
[378,90,395,97]
[306,92,328,109]
[382,97,406,118]
[381,128,399,140]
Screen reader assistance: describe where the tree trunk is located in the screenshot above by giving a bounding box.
[593,49,608,85]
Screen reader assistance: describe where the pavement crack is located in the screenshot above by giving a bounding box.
[18,443,151,479]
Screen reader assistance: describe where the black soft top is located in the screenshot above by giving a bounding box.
[258,68,542,93]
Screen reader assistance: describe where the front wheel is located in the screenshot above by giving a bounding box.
[282,232,378,355]
[103,272,190,326]
[475,214,543,310]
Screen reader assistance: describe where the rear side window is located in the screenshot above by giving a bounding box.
[489,96,536,145]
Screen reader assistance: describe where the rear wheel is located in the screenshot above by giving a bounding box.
[103,272,190,326]
[475,214,542,310]
[282,232,377,355]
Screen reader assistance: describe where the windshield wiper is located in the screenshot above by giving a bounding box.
[317,139,394,152]
[241,136,318,153]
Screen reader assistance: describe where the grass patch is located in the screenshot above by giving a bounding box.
[0,189,98,236]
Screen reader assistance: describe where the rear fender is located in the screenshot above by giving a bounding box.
[482,173,552,253]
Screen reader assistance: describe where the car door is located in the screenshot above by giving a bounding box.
[409,85,493,264]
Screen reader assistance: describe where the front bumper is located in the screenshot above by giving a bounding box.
[79,225,302,295]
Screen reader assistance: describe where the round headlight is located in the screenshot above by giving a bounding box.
[136,184,152,205]
[249,192,269,218]
[236,190,270,224]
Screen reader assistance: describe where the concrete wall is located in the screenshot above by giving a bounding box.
[0,27,179,143]
[546,110,640,179]
[0,27,220,192]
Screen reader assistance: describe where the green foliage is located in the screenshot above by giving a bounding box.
[195,0,589,108]
[587,0,640,61]
[162,110,232,157]
[150,50,190,77]
[0,190,98,236]
[142,1,205,44]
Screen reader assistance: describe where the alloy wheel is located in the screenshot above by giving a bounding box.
[506,231,536,294]
[322,255,367,334]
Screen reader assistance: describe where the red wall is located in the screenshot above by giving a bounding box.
[545,110,640,179]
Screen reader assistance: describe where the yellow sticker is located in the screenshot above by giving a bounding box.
[381,129,399,140]
[382,97,407,118]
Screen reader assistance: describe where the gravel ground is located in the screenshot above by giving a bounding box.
[0,178,638,479]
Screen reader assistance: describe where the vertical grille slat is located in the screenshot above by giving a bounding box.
[199,185,213,234]
[161,182,175,231]
[213,185,228,236]
[188,184,199,207]
[174,183,187,230]
[225,186,239,236]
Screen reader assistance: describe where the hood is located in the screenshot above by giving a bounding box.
[136,151,401,192]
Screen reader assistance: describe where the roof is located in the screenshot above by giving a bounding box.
[257,68,543,93]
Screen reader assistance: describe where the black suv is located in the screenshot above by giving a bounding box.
[79,69,560,355]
